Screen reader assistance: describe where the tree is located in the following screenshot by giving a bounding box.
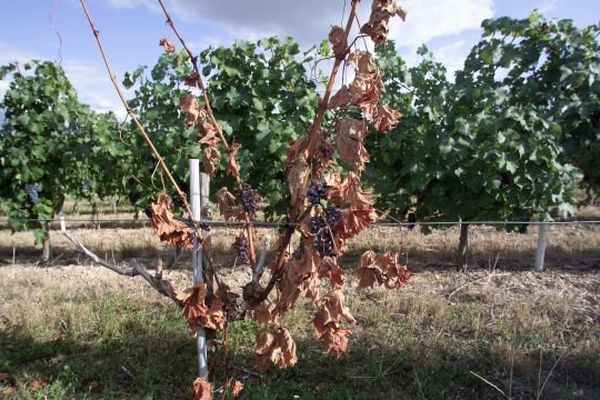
[0,61,115,260]
[369,17,584,265]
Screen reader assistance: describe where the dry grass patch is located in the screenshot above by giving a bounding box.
[1,264,599,399]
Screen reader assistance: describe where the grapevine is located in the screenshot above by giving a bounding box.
[76,0,412,398]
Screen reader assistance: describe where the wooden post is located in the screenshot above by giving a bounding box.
[457,219,469,269]
[42,221,51,263]
[190,159,209,378]
[535,222,549,272]
[111,196,118,214]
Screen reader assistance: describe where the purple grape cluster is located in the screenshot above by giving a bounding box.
[319,141,335,161]
[25,183,41,205]
[82,180,92,192]
[239,183,259,221]
[325,206,342,226]
[233,234,250,265]
[307,180,328,205]
[309,216,335,257]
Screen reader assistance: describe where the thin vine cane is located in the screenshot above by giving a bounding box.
[77,0,223,287]
[156,0,257,266]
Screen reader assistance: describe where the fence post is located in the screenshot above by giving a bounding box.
[534,222,549,272]
[189,159,209,378]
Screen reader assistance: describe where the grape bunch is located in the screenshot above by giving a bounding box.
[25,183,41,205]
[307,180,328,205]
[239,183,259,221]
[308,216,335,257]
[325,206,342,226]
[82,180,92,192]
[319,141,335,161]
[233,234,250,265]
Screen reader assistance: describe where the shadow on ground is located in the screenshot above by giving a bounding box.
[2,320,599,400]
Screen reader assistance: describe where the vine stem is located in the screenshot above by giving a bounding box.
[251,0,362,307]
[157,0,256,266]
[77,0,222,287]
[304,0,361,156]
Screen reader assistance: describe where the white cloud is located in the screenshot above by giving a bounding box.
[389,0,494,48]
[107,0,344,46]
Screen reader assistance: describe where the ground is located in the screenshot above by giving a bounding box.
[0,218,599,399]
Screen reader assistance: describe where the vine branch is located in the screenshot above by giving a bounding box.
[157,0,257,266]
[60,220,182,305]
[77,0,223,288]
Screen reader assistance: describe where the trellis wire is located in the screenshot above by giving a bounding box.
[2,218,600,227]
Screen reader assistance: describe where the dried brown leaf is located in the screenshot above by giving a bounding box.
[228,142,241,178]
[150,194,193,248]
[231,380,244,399]
[336,206,377,241]
[181,95,201,126]
[190,377,212,400]
[159,38,176,54]
[182,283,226,335]
[355,250,411,289]
[199,121,220,146]
[255,328,297,372]
[374,105,403,133]
[361,0,407,46]
[287,158,310,215]
[313,290,355,358]
[328,25,347,58]
[203,146,221,177]
[328,85,352,110]
[336,117,370,172]
[328,171,374,209]
[216,187,244,221]
[347,50,378,74]
[275,242,320,320]
[319,256,345,289]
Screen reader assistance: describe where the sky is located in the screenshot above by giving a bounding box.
[1,0,599,119]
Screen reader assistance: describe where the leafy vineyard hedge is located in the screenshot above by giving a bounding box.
[1,12,599,261]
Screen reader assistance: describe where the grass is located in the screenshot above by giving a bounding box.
[1,262,599,399]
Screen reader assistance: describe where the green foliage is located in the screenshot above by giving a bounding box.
[0,61,116,245]
[122,37,317,217]
[475,14,600,197]
[118,50,196,209]
[199,37,318,217]
[369,13,593,226]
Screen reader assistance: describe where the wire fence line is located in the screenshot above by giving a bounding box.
[2,217,600,228]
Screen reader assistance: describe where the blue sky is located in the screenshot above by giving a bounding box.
[1,0,598,118]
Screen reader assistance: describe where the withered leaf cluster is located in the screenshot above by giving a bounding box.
[179,94,226,177]
[356,250,412,289]
[159,38,176,54]
[182,283,226,336]
[255,327,298,372]
[328,25,348,58]
[329,51,403,131]
[361,0,407,46]
[313,289,356,357]
[149,193,193,248]
[190,377,212,400]
[216,187,245,221]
